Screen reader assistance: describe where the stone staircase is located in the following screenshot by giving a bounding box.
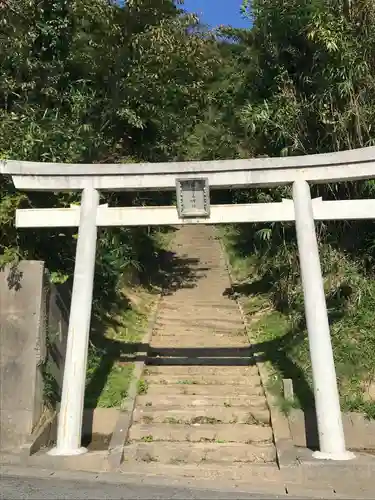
[125,225,276,466]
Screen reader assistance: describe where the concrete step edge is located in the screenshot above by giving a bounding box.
[123,441,277,464]
[129,422,274,443]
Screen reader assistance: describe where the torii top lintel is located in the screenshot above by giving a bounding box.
[1,146,375,191]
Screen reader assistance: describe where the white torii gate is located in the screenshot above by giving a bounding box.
[2,146,375,461]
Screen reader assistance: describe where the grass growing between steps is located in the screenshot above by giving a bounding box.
[219,225,375,420]
[84,229,174,408]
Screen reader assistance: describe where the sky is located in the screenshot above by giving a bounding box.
[182,0,250,29]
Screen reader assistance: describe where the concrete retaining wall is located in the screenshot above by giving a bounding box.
[0,261,69,451]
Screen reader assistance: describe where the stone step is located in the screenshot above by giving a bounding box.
[171,246,219,252]
[178,270,228,275]
[168,282,229,290]
[185,241,221,245]
[159,309,240,317]
[173,239,217,242]
[146,358,252,367]
[129,422,273,444]
[165,293,231,302]
[148,345,249,353]
[133,406,270,425]
[170,284,230,292]
[144,383,265,397]
[158,308,238,314]
[144,365,258,376]
[147,345,251,356]
[174,269,225,274]
[159,303,235,311]
[149,338,248,348]
[176,272,225,276]
[177,263,223,268]
[176,281,230,287]
[144,374,260,386]
[148,342,248,351]
[156,314,243,326]
[136,394,266,409]
[149,334,247,343]
[119,461,281,483]
[124,441,276,464]
[155,321,244,331]
[149,345,251,355]
[174,272,224,276]
[162,297,230,304]
[180,259,221,263]
[160,302,238,310]
[178,251,222,254]
[174,253,220,257]
[154,324,245,335]
[152,329,245,339]
[167,272,226,278]
[186,274,228,280]
[150,328,247,338]
[150,339,249,348]
[182,276,226,281]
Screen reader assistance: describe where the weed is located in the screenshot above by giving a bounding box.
[279,397,301,416]
[164,416,183,424]
[141,453,157,463]
[137,379,149,395]
[141,435,154,442]
[190,416,222,424]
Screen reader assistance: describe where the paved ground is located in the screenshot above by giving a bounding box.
[0,474,289,500]
[2,461,375,499]
[125,225,276,466]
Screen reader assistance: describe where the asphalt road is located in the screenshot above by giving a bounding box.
[0,474,289,500]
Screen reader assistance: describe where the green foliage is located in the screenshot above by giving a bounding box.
[0,0,217,281]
